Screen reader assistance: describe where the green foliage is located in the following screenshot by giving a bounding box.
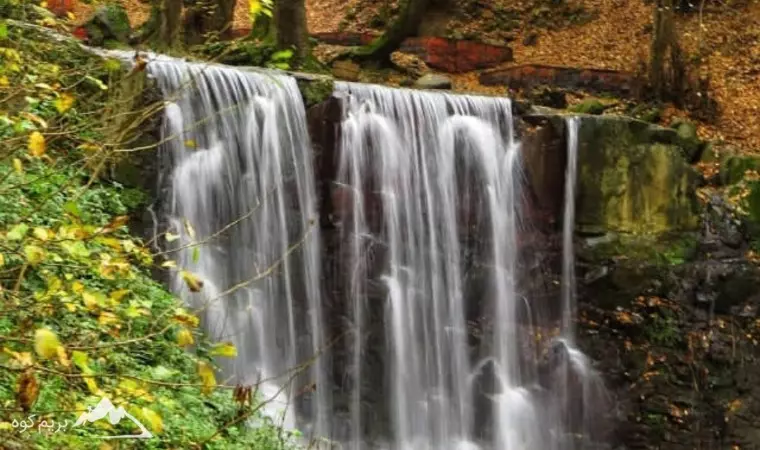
[0,17,299,450]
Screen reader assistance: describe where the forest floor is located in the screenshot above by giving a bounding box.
[71,0,760,153]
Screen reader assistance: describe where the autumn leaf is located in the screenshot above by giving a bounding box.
[197,361,216,395]
[23,245,45,265]
[28,131,45,157]
[210,342,237,358]
[180,270,204,292]
[33,227,49,241]
[109,289,130,302]
[54,93,75,113]
[140,407,163,433]
[16,368,39,412]
[173,308,199,328]
[13,158,22,173]
[177,328,194,347]
[34,328,61,359]
[56,345,70,367]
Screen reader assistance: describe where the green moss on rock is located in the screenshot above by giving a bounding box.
[575,116,700,234]
[569,98,605,115]
[297,77,335,109]
[719,154,760,185]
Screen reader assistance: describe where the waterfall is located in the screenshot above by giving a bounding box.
[110,48,609,449]
[561,117,579,338]
[334,82,539,449]
[144,56,331,439]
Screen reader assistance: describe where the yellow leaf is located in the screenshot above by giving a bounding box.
[140,407,163,433]
[56,346,70,368]
[183,139,196,148]
[33,227,49,241]
[180,270,203,292]
[173,308,199,328]
[28,131,45,157]
[165,232,180,243]
[84,376,99,394]
[0,76,8,87]
[210,342,237,358]
[23,245,45,265]
[34,328,61,359]
[177,328,194,347]
[67,12,75,20]
[13,158,22,173]
[54,93,75,114]
[0,253,4,267]
[82,291,100,310]
[71,281,85,294]
[197,361,216,395]
[98,312,119,326]
[161,260,177,268]
[109,289,130,302]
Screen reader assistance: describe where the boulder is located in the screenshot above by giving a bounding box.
[390,51,429,78]
[83,3,131,47]
[670,119,703,162]
[574,116,700,235]
[719,154,760,185]
[413,73,452,90]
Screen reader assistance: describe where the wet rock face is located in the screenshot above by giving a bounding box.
[573,193,760,450]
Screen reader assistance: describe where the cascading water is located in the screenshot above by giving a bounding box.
[334,82,543,449]
[141,55,331,439]
[110,47,609,449]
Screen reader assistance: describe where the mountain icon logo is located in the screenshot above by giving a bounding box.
[73,397,153,439]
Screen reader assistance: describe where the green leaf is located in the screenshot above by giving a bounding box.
[210,342,237,358]
[270,49,293,61]
[61,241,90,258]
[192,246,200,263]
[63,201,81,218]
[6,224,29,241]
[0,21,8,40]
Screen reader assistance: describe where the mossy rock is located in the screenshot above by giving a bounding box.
[719,154,760,185]
[297,77,335,109]
[575,116,700,234]
[670,120,703,162]
[569,98,605,115]
[84,2,131,46]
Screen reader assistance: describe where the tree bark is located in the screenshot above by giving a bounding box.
[353,0,431,61]
[649,0,684,101]
[275,0,309,64]
[134,0,182,49]
[183,0,238,45]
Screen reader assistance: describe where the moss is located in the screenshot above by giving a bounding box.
[569,98,606,115]
[581,233,699,266]
[576,117,699,235]
[297,77,335,108]
[719,154,760,185]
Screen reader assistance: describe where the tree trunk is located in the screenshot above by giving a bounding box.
[134,0,182,49]
[183,0,237,45]
[649,0,685,101]
[275,0,309,64]
[354,0,431,61]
